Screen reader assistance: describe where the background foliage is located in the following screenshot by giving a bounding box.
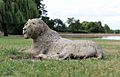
[0,0,120,35]
[0,0,45,35]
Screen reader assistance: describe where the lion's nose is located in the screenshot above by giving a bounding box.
[23,28,27,34]
[23,28,26,31]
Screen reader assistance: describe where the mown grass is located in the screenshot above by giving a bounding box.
[0,36,120,77]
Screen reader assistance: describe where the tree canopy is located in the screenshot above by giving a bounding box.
[67,17,111,33]
[0,0,45,35]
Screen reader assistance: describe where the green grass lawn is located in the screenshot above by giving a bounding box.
[0,36,120,77]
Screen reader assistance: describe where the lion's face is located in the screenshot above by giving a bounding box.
[23,18,47,39]
[23,19,38,39]
[23,20,34,39]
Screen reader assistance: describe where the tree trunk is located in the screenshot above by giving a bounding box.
[2,23,8,36]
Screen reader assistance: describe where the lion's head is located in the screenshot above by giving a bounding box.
[23,18,49,39]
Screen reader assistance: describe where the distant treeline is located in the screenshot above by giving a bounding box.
[43,17,120,34]
[0,0,120,36]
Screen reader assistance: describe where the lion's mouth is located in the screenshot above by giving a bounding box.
[23,30,27,35]
[23,32,26,35]
[23,31,28,39]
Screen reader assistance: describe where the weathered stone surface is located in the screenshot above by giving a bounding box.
[23,18,103,60]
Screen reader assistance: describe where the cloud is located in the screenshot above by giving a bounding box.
[43,0,120,29]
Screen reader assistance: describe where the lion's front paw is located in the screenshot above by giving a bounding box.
[35,54,47,60]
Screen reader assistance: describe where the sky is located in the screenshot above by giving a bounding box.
[43,0,120,30]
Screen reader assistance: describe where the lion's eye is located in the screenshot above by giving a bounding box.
[25,23,28,25]
[32,22,35,24]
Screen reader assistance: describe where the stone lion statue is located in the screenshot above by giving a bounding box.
[23,18,103,60]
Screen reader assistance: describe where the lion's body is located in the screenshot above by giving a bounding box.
[23,18,103,60]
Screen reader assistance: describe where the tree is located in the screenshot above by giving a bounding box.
[104,24,111,33]
[42,17,67,32]
[88,22,98,33]
[67,17,75,25]
[96,21,105,33]
[0,0,45,35]
[42,16,55,30]
[68,20,81,32]
[81,21,105,33]
[0,0,8,36]
[114,29,120,34]
[54,19,67,32]
[81,21,89,30]
[67,18,83,32]
[35,0,47,16]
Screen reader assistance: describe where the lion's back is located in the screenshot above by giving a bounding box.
[48,38,97,54]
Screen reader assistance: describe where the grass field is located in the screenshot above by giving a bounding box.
[0,36,120,77]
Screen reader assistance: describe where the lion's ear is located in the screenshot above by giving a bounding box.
[28,19,31,21]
